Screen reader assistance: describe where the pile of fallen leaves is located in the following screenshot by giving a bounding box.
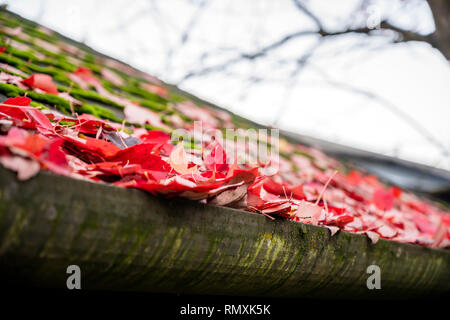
[1,95,449,248]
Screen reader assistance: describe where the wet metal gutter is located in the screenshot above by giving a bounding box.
[0,168,449,298]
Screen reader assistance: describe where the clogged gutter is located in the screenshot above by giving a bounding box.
[0,11,449,249]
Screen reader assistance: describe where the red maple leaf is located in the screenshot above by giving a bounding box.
[372,188,394,211]
[22,74,59,95]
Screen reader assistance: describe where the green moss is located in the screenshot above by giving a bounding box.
[4,47,37,61]
[140,99,167,112]
[39,57,77,73]
[100,80,117,92]
[161,115,172,125]
[27,63,60,76]
[279,152,291,160]
[3,34,28,46]
[294,150,315,161]
[106,67,132,83]
[31,45,61,59]
[0,15,20,28]
[436,200,450,210]
[0,82,24,97]
[70,88,125,110]
[0,67,25,78]
[58,120,76,126]
[0,52,76,85]
[177,112,192,122]
[24,27,57,44]
[77,104,123,122]
[56,83,81,92]
[0,82,70,113]
[184,140,200,150]
[18,63,73,87]
[27,91,71,112]
[0,52,26,69]
[84,53,96,64]
[120,84,168,104]
[29,101,48,109]
[231,115,252,129]
[82,62,101,75]
[167,92,185,103]
[164,107,175,115]
[52,74,76,87]
[144,123,171,133]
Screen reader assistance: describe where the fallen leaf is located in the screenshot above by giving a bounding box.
[169,143,197,175]
[22,74,58,95]
[101,68,124,86]
[294,201,322,224]
[0,155,40,180]
[325,226,340,236]
[372,188,394,211]
[365,231,380,244]
[209,184,248,206]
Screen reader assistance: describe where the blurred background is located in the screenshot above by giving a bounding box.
[4,0,450,170]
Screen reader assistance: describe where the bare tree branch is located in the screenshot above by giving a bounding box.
[178,24,403,82]
[291,0,323,30]
[179,0,450,83]
[179,0,448,83]
[426,0,450,59]
[273,39,324,126]
[327,80,449,157]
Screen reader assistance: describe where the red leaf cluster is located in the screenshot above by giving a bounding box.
[0,96,449,249]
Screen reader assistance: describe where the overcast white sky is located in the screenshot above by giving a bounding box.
[4,0,450,170]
